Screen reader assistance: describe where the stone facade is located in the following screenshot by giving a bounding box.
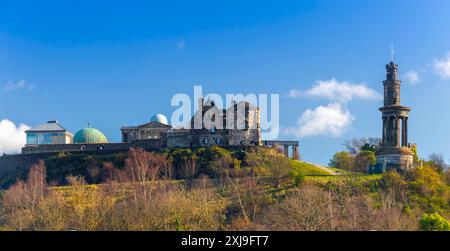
[121,122,171,143]
[124,98,263,148]
[373,62,415,173]
[21,98,265,154]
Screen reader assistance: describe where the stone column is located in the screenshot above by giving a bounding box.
[284,145,289,157]
[402,117,408,147]
[395,116,401,147]
[389,116,395,146]
[292,146,299,160]
[382,117,387,145]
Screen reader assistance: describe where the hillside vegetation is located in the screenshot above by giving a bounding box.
[0,146,449,231]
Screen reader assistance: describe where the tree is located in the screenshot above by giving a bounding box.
[344,137,381,155]
[411,144,419,164]
[1,160,49,230]
[195,147,234,178]
[329,151,355,171]
[353,151,376,173]
[124,148,166,202]
[420,212,450,231]
[245,148,291,189]
[360,143,376,153]
[428,153,448,172]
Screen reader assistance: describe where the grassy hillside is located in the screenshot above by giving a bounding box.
[289,160,333,176]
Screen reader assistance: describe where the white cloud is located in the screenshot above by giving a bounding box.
[288,78,381,103]
[434,52,450,79]
[285,103,354,138]
[0,119,30,154]
[403,70,421,84]
[4,80,33,91]
[177,38,186,51]
[287,89,302,98]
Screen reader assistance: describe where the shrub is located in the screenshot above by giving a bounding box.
[420,212,450,231]
[329,151,355,171]
[292,173,305,187]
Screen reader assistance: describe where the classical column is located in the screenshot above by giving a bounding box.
[382,117,387,145]
[284,145,289,157]
[395,116,401,147]
[389,116,395,146]
[292,146,299,160]
[402,117,408,147]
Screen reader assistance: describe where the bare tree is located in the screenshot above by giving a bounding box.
[124,148,166,202]
[428,153,448,172]
[344,137,381,154]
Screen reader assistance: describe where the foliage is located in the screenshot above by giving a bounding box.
[420,212,450,231]
[45,152,127,185]
[360,143,376,153]
[411,144,419,164]
[344,137,381,154]
[354,151,376,173]
[1,147,449,231]
[292,173,305,187]
[329,151,355,171]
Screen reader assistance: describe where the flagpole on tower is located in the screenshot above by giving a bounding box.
[390,43,395,62]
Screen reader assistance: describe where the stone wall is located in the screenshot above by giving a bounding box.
[371,153,414,173]
[22,139,164,155]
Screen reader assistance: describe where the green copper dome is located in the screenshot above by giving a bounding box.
[73,126,108,144]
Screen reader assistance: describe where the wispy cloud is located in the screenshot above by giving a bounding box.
[177,38,186,51]
[285,103,354,138]
[287,89,302,98]
[288,78,381,103]
[4,80,33,91]
[434,52,450,79]
[0,119,30,154]
[403,70,421,84]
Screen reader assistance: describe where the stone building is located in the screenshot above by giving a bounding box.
[121,121,171,143]
[20,98,298,160]
[124,98,263,148]
[171,97,262,148]
[373,61,415,173]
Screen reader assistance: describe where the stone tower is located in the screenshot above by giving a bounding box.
[373,61,415,173]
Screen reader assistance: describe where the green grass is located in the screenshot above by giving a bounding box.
[289,160,332,176]
[304,174,383,185]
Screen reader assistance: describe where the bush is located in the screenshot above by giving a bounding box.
[329,151,354,171]
[354,151,376,173]
[420,212,450,231]
[292,173,305,187]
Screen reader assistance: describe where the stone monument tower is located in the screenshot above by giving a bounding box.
[373,61,415,173]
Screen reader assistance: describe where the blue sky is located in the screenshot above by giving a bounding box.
[1,0,450,165]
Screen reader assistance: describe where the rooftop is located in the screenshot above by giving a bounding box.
[26,120,72,134]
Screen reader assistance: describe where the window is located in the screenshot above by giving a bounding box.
[26,133,37,144]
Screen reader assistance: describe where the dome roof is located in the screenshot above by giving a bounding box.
[150,114,168,125]
[74,126,108,144]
